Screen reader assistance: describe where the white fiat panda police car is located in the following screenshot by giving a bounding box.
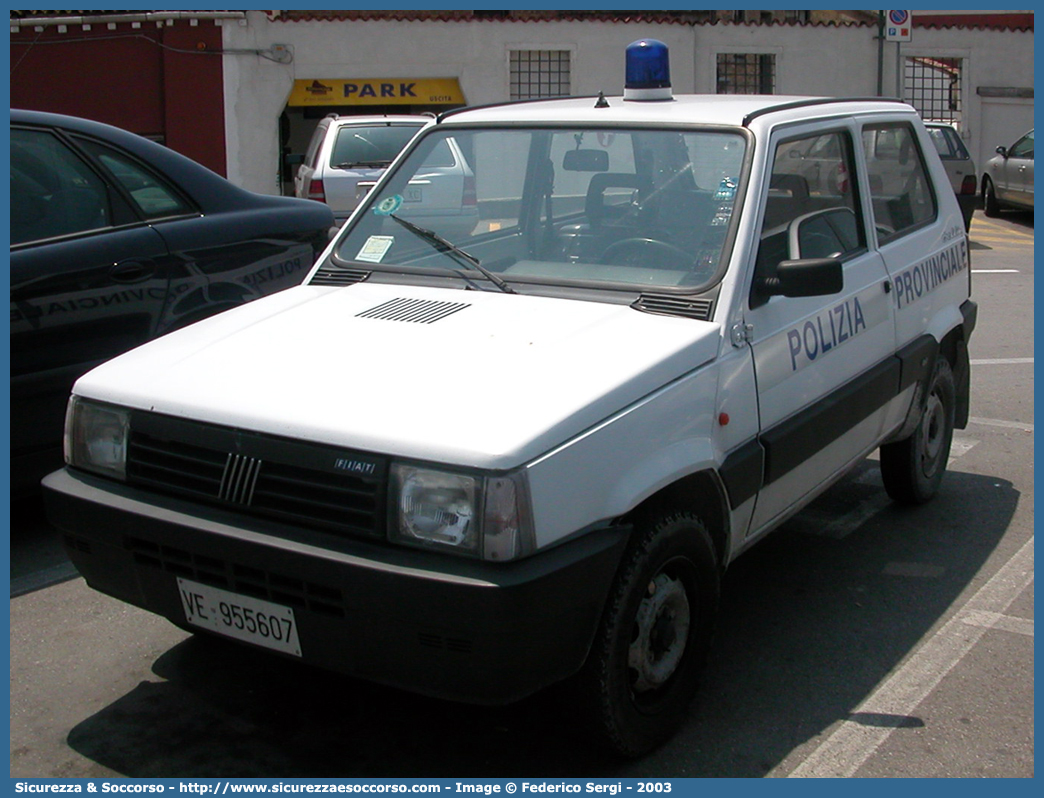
[45,41,975,756]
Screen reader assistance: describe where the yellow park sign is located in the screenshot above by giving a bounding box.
[288,77,465,106]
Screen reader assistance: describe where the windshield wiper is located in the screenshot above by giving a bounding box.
[389,214,515,294]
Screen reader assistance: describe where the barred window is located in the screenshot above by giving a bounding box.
[716,53,775,95]
[510,50,571,100]
[904,56,963,126]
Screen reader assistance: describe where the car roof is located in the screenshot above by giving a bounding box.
[10,108,303,213]
[436,94,915,130]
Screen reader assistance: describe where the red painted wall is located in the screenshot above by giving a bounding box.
[10,19,227,176]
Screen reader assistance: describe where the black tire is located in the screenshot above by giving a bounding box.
[982,176,1001,217]
[576,512,719,757]
[880,357,956,505]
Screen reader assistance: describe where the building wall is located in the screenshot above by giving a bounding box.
[220,12,1033,194]
[221,15,698,193]
[905,25,1034,165]
[10,16,227,175]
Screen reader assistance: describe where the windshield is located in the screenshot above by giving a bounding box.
[331,124,424,168]
[330,126,747,292]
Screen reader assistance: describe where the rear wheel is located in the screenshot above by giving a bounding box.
[577,512,719,757]
[982,176,1001,217]
[880,358,956,505]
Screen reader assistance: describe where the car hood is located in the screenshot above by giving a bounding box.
[75,282,721,469]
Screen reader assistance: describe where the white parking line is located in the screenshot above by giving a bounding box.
[882,562,946,578]
[968,416,1034,432]
[961,610,1034,638]
[970,357,1033,365]
[784,536,1034,778]
[814,494,892,540]
[804,437,977,541]
[972,269,1021,273]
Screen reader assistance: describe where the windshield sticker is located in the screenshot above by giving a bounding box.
[711,176,738,227]
[356,235,395,263]
[374,195,404,216]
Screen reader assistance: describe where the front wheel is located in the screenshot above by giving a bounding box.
[982,176,1001,217]
[880,357,956,505]
[576,512,719,757]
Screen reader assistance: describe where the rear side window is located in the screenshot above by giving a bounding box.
[862,123,937,241]
[329,124,422,168]
[78,139,194,220]
[927,126,969,160]
[304,122,327,169]
[421,138,457,168]
[10,127,111,246]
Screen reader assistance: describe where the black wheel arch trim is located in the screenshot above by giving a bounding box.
[719,439,765,510]
[953,300,978,429]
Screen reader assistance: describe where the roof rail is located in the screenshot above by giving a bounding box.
[436,95,600,124]
[742,96,906,127]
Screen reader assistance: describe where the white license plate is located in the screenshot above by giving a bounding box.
[178,577,302,657]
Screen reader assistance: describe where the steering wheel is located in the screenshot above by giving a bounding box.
[601,237,692,270]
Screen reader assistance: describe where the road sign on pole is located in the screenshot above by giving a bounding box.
[886,9,913,41]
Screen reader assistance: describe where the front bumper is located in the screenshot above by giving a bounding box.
[43,468,630,705]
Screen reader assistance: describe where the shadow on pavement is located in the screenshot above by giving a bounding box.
[66,464,1019,776]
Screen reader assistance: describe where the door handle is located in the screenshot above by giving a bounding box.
[109,260,155,283]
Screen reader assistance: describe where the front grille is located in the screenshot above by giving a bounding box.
[125,536,347,618]
[126,413,385,540]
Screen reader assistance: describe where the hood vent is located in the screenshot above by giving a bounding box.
[356,297,470,324]
[310,266,371,286]
[633,294,714,321]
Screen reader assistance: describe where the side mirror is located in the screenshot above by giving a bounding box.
[563,149,609,172]
[286,153,305,166]
[758,257,844,298]
[995,146,1009,158]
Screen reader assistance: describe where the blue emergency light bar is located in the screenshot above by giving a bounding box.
[624,39,672,101]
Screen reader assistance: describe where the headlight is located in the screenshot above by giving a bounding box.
[390,464,534,561]
[64,397,130,481]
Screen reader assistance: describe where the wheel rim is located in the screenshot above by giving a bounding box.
[918,390,947,478]
[628,568,691,694]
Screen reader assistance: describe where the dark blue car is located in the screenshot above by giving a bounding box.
[11,109,335,496]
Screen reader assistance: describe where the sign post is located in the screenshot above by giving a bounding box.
[885,10,913,99]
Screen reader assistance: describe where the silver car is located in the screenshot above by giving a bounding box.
[294,115,430,224]
[924,121,978,231]
[982,128,1034,216]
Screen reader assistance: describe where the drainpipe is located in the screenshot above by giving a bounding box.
[876,10,885,97]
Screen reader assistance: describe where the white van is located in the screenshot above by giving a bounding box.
[46,41,975,756]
